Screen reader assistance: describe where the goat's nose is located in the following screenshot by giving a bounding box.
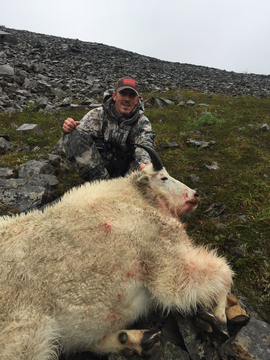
[194,192,199,197]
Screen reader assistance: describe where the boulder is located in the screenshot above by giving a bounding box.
[0,64,14,77]
[0,159,58,215]
[150,97,174,108]
[0,167,14,179]
[0,177,57,214]
[16,124,44,135]
[220,317,270,360]
[260,123,270,131]
[18,159,56,178]
[0,137,14,154]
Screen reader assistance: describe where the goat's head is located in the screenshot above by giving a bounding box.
[133,144,199,218]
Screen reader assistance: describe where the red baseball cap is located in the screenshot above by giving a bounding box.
[115,77,139,96]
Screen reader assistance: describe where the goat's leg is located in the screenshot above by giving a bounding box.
[196,289,229,338]
[89,329,161,358]
[214,290,227,323]
[196,292,250,339]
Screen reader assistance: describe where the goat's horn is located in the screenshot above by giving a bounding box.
[132,143,163,171]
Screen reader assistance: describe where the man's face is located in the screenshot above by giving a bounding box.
[112,89,139,116]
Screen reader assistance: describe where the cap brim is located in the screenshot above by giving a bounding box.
[116,86,139,96]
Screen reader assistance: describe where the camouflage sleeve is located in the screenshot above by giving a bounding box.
[130,114,156,164]
[52,107,104,156]
[60,107,111,181]
[76,107,104,137]
[61,129,110,181]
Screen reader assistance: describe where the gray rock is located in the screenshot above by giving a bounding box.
[236,215,248,222]
[0,167,14,179]
[204,203,227,217]
[186,99,196,106]
[18,159,56,178]
[36,174,59,186]
[35,96,49,109]
[60,97,72,106]
[32,146,41,152]
[22,77,31,89]
[0,159,58,214]
[17,124,44,136]
[259,123,270,131]
[187,174,200,183]
[203,162,219,170]
[89,103,102,108]
[161,141,179,148]
[0,134,10,141]
[0,64,14,77]
[178,101,186,106]
[0,30,10,36]
[150,97,174,108]
[162,342,190,360]
[186,138,215,149]
[0,178,55,213]
[48,154,62,166]
[176,314,220,360]
[0,137,14,154]
[220,317,270,360]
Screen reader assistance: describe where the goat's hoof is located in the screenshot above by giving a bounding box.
[226,305,250,325]
[226,293,250,328]
[195,317,213,333]
[229,314,250,325]
[218,324,230,340]
[141,329,161,350]
[197,308,218,325]
[196,310,230,340]
[118,329,161,358]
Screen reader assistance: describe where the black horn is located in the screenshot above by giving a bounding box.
[132,143,163,171]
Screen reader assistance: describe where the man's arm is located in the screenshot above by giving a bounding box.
[61,108,111,181]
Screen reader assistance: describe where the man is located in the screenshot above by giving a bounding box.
[59,77,156,182]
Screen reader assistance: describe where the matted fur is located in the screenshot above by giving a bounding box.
[0,165,233,358]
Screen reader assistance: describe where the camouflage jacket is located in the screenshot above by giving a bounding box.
[59,90,156,181]
[76,90,156,164]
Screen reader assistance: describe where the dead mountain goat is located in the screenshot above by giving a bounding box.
[0,145,234,359]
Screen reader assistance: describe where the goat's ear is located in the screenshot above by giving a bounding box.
[137,174,150,184]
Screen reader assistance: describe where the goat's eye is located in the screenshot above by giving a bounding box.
[161,177,168,181]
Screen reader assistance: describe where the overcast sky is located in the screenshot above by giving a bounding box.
[1,0,270,75]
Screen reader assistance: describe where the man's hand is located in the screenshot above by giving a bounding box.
[62,118,80,133]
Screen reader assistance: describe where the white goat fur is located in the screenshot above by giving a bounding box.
[0,165,233,359]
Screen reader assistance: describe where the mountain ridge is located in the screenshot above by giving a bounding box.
[1,26,270,113]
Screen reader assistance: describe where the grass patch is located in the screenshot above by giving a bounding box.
[193,112,225,127]
[1,89,270,322]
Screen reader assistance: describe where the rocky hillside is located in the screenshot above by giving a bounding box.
[1,26,270,113]
[1,27,270,360]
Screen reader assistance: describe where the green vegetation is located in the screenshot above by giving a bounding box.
[23,101,37,113]
[0,89,269,322]
[193,111,225,127]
